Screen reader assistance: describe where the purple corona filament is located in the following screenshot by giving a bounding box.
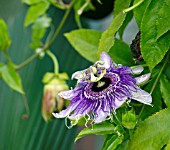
[53,52,152,126]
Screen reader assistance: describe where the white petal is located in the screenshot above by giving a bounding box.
[94,110,108,123]
[131,88,152,105]
[135,73,151,85]
[58,90,75,100]
[52,101,80,118]
[114,97,127,109]
[71,70,85,80]
[94,101,108,123]
[68,105,91,120]
[131,66,144,74]
[100,52,113,69]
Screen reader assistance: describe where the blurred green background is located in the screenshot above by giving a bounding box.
[0,0,92,149]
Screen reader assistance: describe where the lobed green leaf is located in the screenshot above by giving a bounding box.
[156,0,170,39]
[160,75,170,108]
[141,0,170,70]
[0,18,11,51]
[0,65,24,94]
[97,0,131,57]
[133,0,151,27]
[64,29,102,63]
[24,1,50,27]
[102,134,124,150]
[75,123,115,142]
[108,38,134,66]
[128,108,170,150]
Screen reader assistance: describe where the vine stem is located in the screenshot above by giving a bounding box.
[129,129,133,139]
[16,53,38,70]
[138,52,170,120]
[46,50,59,74]
[22,94,30,119]
[113,113,125,133]
[77,0,90,15]
[123,0,144,13]
[15,0,76,70]
[4,49,13,64]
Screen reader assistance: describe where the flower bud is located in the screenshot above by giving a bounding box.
[122,110,137,129]
[42,73,69,122]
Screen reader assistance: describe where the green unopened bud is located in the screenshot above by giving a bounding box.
[122,110,137,129]
[42,76,69,122]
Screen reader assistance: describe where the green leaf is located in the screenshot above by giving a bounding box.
[74,0,95,28]
[30,15,51,49]
[165,141,170,150]
[108,39,134,66]
[65,29,102,62]
[102,134,124,150]
[24,1,50,27]
[0,18,11,51]
[75,123,115,142]
[141,77,162,120]
[0,63,5,78]
[73,0,95,28]
[113,0,131,16]
[141,0,170,70]
[128,108,170,150]
[22,0,42,5]
[48,0,66,10]
[160,75,170,107]
[113,0,133,38]
[118,11,133,39]
[97,0,131,56]
[164,65,170,81]
[156,0,170,39]
[73,0,83,28]
[0,65,24,94]
[133,0,151,27]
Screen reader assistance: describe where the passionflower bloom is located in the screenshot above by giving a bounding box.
[53,52,152,125]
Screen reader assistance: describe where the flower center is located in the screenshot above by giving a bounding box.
[84,73,120,100]
[91,77,111,92]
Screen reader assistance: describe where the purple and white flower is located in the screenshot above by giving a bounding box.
[53,52,152,125]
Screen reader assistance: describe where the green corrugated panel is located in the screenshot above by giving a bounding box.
[0,1,91,150]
